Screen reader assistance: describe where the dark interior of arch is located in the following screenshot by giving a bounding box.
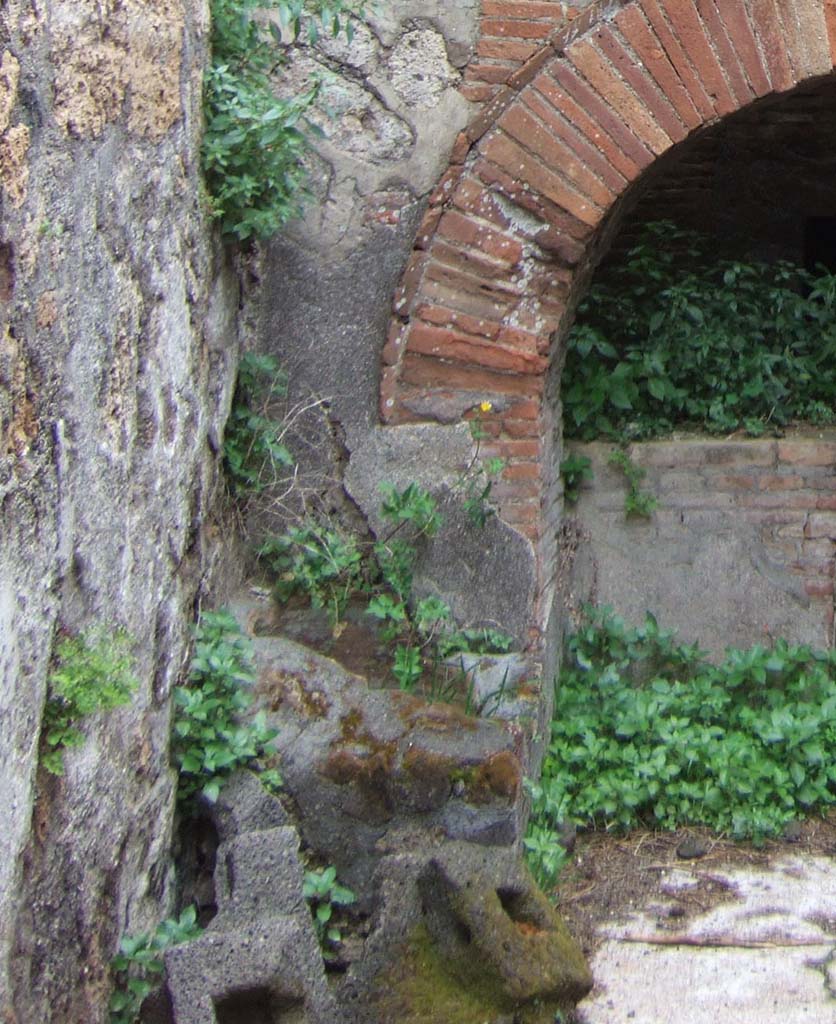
[603,77,836,267]
[556,75,836,657]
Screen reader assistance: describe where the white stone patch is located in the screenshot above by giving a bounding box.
[387,28,459,107]
[279,54,414,162]
[581,856,836,1023]
[314,16,379,71]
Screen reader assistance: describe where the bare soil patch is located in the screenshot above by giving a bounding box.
[554,814,836,959]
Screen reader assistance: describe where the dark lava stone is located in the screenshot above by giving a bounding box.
[676,835,709,860]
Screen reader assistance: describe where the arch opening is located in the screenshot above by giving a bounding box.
[559,75,836,656]
[381,0,836,665]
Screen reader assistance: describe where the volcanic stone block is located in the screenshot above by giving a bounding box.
[203,770,288,844]
[212,828,307,925]
[343,841,592,1023]
[165,916,335,1024]
[166,827,337,1024]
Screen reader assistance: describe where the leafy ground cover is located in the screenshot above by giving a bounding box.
[562,221,836,441]
[526,607,836,886]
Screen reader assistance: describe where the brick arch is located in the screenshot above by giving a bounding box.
[380,0,836,630]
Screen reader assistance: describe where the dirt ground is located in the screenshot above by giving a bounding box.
[553,813,836,960]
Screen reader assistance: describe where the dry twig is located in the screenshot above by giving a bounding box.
[612,934,830,949]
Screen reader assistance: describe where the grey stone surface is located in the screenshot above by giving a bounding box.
[581,856,836,1024]
[254,0,541,693]
[371,0,481,59]
[339,841,592,1023]
[345,432,538,648]
[166,916,334,1024]
[203,769,288,844]
[418,851,592,1004]
[262,224,425,459]
[237,601,526,907]
[343,421,474,508]
[1,3,241,1019]
[575,514,819,654]
[166,826,336,1024]
[171,755,589,1024]
[416,492,538,650]
[387,28,461,107]
[565,443,833,655]
[445,651,533,719]
[273,2,476,254]
[212,828,307,924]
[283,52,416,163]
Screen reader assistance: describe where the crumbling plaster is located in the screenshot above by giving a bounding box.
[259,5,540,647]
[275,1,479,255]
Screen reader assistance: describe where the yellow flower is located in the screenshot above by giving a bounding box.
[479,401,493,414]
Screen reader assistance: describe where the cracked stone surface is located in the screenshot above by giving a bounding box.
[579,856,836,1023]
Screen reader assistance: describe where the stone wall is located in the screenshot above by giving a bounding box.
[258,1,547,646]
[565,436,836,656]
[0,2,240,1020]
[2,0,835,1018]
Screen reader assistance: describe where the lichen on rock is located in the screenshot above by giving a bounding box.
[50,0,185,140]
[0,122,30,207]
[0,50,29,207]
[0,50,21,131]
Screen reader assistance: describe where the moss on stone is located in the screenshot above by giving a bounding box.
[370,922,510,1023]
[466,750,521,803]
[339,707,365,740]
[370,922,580,1024]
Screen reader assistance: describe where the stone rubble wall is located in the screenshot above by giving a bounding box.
[0,2,241,1020]
[565,437,836,655]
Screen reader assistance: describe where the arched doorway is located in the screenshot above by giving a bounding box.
[380,0,836,657]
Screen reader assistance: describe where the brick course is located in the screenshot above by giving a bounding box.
[568,437,836,649]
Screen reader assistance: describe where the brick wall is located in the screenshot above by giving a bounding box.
[464,2,613,104]
[380,0,836,648]
[565,437,836,654]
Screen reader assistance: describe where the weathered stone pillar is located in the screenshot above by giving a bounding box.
[0,2,239,1019]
